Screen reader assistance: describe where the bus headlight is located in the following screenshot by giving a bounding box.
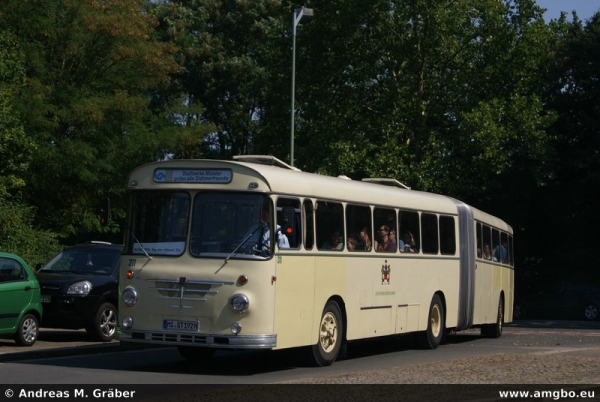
[122,287,138,307]
[67,281,92,295]
[229,294,249,313]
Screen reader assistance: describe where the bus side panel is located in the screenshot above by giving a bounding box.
[272,255,316,349]
[394,258,425,334]
[473,262,493,324]
[310,256,347,345]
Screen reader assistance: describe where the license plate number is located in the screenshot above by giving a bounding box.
[163,319,198,331]
[41,295,51,303]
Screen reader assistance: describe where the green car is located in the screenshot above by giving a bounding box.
[0,252,43,346]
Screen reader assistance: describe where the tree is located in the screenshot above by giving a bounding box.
[294,0,557,203]
[152,0,291,159]
[0,29,61,263]
[0,0,182,240]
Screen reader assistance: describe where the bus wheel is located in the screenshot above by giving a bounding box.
[418,294,444,350]
[482,296,503,338]
[311,301,343,366]
[177,346,215,361]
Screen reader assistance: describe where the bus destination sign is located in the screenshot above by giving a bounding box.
[154,169,232,184]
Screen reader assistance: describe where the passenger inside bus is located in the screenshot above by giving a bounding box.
[322,231,344,250]
[346,238,357,251]
[482,244,492,260]
[375,225,395,252]
[402,231,419,253]
[355,227,372,251]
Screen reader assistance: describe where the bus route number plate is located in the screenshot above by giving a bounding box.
[163,319,199,331]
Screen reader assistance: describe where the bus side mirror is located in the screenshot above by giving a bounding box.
[100,197,110,226]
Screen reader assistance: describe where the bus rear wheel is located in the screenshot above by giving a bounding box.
[418,294,444,350]
[311,301,343,366]
[482,296,503,338]
[177,346,215,361]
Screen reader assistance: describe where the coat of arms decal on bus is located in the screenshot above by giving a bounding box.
[382,261,390,285]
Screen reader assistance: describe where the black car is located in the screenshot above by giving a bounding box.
[514,282,600,321]
[36,242,121,341]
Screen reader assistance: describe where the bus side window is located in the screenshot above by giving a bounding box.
[316,201,344,251]
[439,215,456,255]
[421,213,439,254]
[345,204,372,252]
[476,222,482,258]
[303,199,314,250]
[277,198,301,249]
[399,210,420,253]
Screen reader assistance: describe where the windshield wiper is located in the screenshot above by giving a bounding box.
[217,222,267,266]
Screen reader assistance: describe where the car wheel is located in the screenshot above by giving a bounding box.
[14,314,39,347]
[87,302,117,341]
[584,304,599,321]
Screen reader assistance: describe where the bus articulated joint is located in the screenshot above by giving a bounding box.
[116,329,277,349]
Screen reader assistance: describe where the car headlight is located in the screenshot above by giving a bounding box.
[67,280,92,295]
[122,287,138,307]
[229,294,249,313]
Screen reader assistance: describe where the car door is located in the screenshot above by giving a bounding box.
[0,258,34,332]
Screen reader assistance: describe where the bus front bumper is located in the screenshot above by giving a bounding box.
[117,329,277,349]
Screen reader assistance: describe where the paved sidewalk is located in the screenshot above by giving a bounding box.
[0,329,120,362]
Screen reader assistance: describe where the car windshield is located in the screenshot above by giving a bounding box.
[39,248,120,275]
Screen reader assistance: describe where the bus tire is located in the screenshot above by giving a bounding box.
[482,296,503,338]
[418,294,444,350]
[311,301,343,366]
[177,346,215,361]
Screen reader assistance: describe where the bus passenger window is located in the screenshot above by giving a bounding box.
[421,213,439,254]
[399,211,420,253]
[277,198,301,249]
[476,222,482,258]
[303,200,314,250]
[374,208,397,252]
[439,215,456,255]
[345,204,372,252]
[316,201,344,251]
[482,225,492,260]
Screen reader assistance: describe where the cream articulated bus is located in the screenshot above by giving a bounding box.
[116,155,514,366]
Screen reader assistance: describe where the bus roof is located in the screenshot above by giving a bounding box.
[128,157,512,233]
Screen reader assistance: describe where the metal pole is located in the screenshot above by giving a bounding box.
[290,11,299,167]
[290,9,302,166]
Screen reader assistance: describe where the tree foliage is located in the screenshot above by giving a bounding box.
[0,0,598,283]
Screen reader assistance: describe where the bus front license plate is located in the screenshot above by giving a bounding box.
[163,319,199,331]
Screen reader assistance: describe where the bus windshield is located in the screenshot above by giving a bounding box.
[190,193,269,258]
[127,191,270,258]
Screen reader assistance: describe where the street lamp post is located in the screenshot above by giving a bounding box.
[290,7,313,167]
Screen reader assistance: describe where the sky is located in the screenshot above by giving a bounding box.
[536,0,600,22]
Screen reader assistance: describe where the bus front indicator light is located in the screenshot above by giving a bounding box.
[231,323,242,335]
[122,317,133,328]
[229,294,249,314]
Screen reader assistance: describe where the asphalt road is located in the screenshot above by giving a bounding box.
[1,321,599,401]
